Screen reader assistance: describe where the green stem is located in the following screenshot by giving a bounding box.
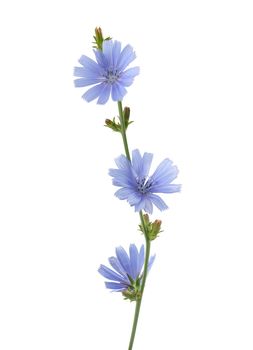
[117,101,131,161]
[117,101,151,350]
[128,211,150,350]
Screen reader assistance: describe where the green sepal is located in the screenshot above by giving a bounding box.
[122,276,142,301]
[122,287,142,302]
[127,274,135,285]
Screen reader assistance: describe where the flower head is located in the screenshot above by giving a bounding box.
[74,40,139,104]
[98,244,155,298]
[109,149,181,214]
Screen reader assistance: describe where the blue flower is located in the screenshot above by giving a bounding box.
[109,149,181,214]
[74,40,139,104]
[98,244,155,293]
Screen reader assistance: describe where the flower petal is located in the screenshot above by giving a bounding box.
[110,170,134,187]
[98,264,126,283]
[119,67,140,86]
[97,84,111,104]
[127,192,142,206]
[108,257,128,281]
[149,194,168,211]
[131,150,153,179]
[111,82,127,101]
[115,246,132,277]
[82,83,104,102]
[109,154,136,191]
[151,183,181,193]
[137,245,145,275]
[105,281,127,291]
[93,49,107,69]
[117,44,136,71]
[131,149,143,177]
[102,40,113,66]
[74,78,100,87]
[151,159,174,183]
[141,152,153,178]
[115,187,135,200]
[129,244,139,280]
[154,167,180,187]
[122,66,140,78]
[148,254,156,272]
[78,55,101,74]
[74,67,99,78]
[114,154,130,170]
[134,197,146,212]
[144,198,153,214]
[112,40,121,68]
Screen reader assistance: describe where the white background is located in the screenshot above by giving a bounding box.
[0,0,253,349]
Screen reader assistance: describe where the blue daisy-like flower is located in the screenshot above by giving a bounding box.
[109,149,181,214]
[74,40,139,104]
[98,244,155,295]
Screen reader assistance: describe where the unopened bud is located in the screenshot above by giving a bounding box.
[104,118,121,132]
[123,106,133,129]
[139,215,162,241]
[93,27,111,51]
[149,219,162,240]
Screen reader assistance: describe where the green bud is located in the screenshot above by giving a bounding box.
[92,27,112,51]
[123,107,134,129]
[143,213,150,225]
[105,106,133,133]
[104,118,121,132]
[139,215,163,241]
[139,214,151,234]
[150,219,162,240]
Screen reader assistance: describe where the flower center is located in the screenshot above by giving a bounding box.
[136,176,153,194]
[104,69,120,84]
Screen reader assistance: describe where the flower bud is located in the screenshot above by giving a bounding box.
[139,215,162,241]
[92,27,112,50]
[105,118,121,132]
[150,220,162,240]
[123,107,134,129]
